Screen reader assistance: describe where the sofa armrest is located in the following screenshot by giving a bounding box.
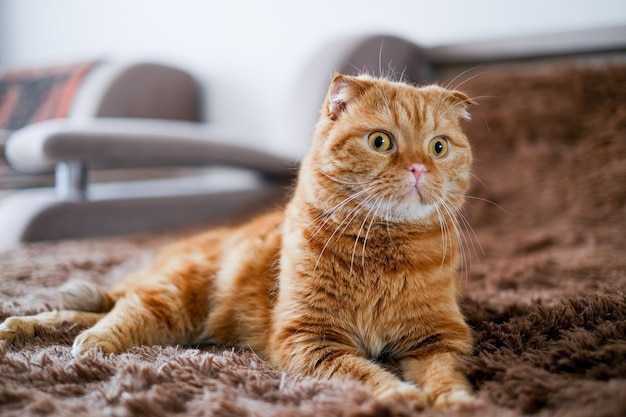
[5,118,297,180]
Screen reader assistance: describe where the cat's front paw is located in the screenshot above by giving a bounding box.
[433,389,479,409]
[377,382,431,408]
[72,329,125,356]
[0,316,37,341]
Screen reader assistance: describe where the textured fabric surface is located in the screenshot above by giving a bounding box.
[0,64,625,416]
[0,62,96,131]
[0,61,96,185]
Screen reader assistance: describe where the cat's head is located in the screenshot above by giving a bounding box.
[300,73,474,225]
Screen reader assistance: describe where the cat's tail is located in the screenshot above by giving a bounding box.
[59,280,118,313]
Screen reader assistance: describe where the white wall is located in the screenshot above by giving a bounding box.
[1,0,625,155]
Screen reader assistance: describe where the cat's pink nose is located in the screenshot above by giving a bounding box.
[409,164,425,183]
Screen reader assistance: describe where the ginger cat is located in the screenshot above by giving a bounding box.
[1,73,476,408]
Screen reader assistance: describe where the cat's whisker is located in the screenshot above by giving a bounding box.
[448,70,487,92]
[306,196,364,246]
[449,189,509,216]
[448,207,471,279]
[460,193,510,215]
[456,208,484,258]
[440,193,485,281]
[436,197,461,267]
[470,173,489,192]
[349,195,382,277]
[378,38,385,78]
[360,197,385,277]
[443,66,484,91]
[387,61,398,82]
[399,66,408,83]
[317,190,363,219]
[304,193,354,241]
[436,196,470,280]
[382,199,398,250]
[345,61,366,76]
[309,185,373,226]
[306,188,372,244]
[314,193,377,272]
[431,197,448,268]
[433,203,450,271]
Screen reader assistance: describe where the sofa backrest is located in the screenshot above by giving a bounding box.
[69,62,201,121]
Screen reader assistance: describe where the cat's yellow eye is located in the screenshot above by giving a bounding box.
[367,131,394,153]
[428,136,450,158]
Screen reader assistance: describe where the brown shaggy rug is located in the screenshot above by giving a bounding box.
[1,63,625,417]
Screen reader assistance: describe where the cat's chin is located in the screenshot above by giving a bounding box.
[381,198,438,224]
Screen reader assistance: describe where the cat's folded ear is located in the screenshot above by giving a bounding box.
[444,89,477,122]
[326,73,373,121]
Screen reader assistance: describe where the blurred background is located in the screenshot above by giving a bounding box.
[2,0,625,148]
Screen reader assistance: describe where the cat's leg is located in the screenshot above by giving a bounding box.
[309,351,431,404]
[0,280,116,343]
[71,283,204,356]
[401,352,475,409]
[0,310,105,341]
[271,338,431,406]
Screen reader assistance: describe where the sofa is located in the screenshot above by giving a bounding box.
[0,61,295,251]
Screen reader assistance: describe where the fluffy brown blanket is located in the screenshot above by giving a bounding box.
[1,63,625,417]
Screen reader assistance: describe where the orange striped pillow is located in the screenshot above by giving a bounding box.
[0,61,97,130]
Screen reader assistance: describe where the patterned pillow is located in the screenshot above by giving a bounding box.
[0,62,97,185]
[0,61,97,130]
